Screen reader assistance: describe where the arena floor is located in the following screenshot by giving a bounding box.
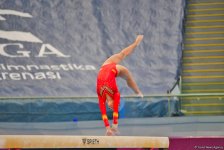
[0,116,223,136]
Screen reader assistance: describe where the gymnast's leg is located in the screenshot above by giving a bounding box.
[102,35,144,66]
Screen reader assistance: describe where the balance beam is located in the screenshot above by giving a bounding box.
[0,135,169,148]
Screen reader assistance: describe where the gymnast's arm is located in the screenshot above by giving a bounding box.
[116,65,143,97]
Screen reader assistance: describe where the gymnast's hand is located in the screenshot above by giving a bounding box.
[135,35,144,46]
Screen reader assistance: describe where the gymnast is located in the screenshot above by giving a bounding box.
[96,35,144,136]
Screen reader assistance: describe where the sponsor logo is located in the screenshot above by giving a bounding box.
[82,138,99,145]
[0,9,96,82]
[0,9,70,58]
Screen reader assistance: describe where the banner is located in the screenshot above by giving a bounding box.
[0,0,185,97]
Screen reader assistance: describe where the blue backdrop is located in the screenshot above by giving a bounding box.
[0,0,184,97]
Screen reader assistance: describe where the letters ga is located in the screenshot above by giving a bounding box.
[0,43,70,58]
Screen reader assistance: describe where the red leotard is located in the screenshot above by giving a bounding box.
[96,63,120,127]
